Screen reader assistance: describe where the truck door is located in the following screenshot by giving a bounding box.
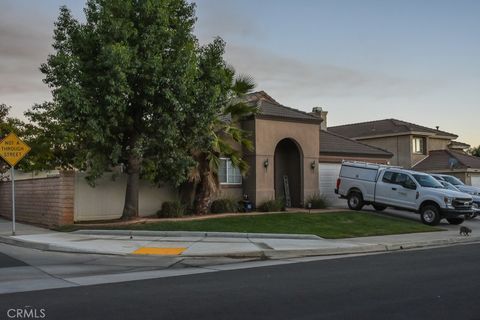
[375,170,398,205]
[392,173,418,210]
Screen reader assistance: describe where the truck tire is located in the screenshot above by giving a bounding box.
[446,217,464,225]
[373,204,387,211]
[465,212,477,220]
[420,205,441,226]
[347,192,364,211]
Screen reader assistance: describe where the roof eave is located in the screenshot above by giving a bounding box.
[319,151,392,158]
[255,114,322,124]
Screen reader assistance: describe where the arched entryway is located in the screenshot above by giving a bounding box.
[274,138,303,207]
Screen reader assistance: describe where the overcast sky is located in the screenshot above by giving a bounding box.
[1,0,479,146]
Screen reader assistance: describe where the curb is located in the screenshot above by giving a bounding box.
[2,234,480,259]
[73,229,323,240]
[0,236,125,256]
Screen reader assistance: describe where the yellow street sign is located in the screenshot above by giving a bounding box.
[0,132,31,167]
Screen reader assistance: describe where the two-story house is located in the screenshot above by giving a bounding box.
[329,119,464,168]
[329,119,480,187]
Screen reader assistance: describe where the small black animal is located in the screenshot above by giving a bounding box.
[460,226,472,236]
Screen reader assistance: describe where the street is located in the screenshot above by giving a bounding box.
[1,242,480,320]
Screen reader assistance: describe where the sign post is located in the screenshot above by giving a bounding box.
[0,133,31,236]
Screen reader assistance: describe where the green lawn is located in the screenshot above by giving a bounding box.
[62,211,442,239]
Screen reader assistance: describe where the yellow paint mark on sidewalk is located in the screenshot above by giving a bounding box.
[132,247,187,255]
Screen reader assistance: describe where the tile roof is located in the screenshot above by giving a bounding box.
[245,91,321,122]
[329,119,458,139]
[448,141,471,150]
[413,149,480,171]
[320,130,393,157]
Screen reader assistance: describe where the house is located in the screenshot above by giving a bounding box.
[328,118,480,186]
[234,91,323,208]
[219,92,393,208]
[328,119,467,169]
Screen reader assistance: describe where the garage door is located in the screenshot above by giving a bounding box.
[471,175,480,188]
[318,163,346,208]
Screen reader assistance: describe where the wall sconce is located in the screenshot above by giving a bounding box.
[310,160,316,170]
[263,159,269,169]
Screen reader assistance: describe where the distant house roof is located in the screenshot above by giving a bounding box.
[329,119,458,139]
[245,91,321,123]
[320,130,393,158]
[413,149,480,171]
[448,141,471,150]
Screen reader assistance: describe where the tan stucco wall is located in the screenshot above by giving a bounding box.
[359,135,454,169]
[246,118,320,207]
[428,137,451,151]
[74,172,176,221]
[358,135,412,168]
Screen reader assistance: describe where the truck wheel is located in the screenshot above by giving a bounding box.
[373,204,387,211]
[446,217,464,225]
[420,205,441,226]
[347,192,364,211]
[464,212,477,220]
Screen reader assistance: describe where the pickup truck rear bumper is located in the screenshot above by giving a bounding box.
[440,208,474,218]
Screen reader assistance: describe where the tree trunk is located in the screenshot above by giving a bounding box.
[194,175,212,215]
[193,155,212,215]
[122,154,141,219]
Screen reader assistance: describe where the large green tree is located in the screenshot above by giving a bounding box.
[37,0,228,218]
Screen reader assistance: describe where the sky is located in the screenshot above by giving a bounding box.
[1,0,479,146]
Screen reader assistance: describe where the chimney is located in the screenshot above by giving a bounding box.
[436,126,440,131]
[311,107,328,130]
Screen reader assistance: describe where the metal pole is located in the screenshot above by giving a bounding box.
[11,166,15,236]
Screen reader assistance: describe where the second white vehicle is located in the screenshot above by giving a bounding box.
[335,161,474,226]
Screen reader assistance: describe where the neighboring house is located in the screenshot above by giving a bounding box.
[412,149,480,187]
[329,119,466,169]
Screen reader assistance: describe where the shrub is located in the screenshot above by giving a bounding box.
[210,198,240,214]
[158,200,185,218]
[259,198,285,212]
[305,193,330,209]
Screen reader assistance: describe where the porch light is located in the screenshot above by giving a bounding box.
[263,159,269,169]
[310,160,316,170]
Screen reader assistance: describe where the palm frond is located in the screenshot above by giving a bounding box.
[232,74,256,96]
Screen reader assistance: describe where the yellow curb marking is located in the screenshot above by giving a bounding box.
[132,247,187,255]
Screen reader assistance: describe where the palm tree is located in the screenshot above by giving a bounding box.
[189,75,257,215]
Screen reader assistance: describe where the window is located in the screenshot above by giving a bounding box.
[393,173,408,185]
[412,137,426,154]
[219,158,242,185]
[413,174,444,188]
[382,171,395,183]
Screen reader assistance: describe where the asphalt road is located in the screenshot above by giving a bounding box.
[1,243,480,320]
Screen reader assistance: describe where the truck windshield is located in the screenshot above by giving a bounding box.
[441,181,460,191]
[442,175,465,186]
[413,174,444,188]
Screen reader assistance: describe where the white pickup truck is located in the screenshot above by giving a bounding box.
[335,161,474,226]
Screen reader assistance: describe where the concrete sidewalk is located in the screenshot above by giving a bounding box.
[1,217,479,259]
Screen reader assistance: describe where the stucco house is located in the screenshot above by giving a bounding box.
[328,118,480,186]
[218,92,393,208]
[328,119,468,169]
